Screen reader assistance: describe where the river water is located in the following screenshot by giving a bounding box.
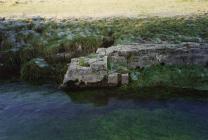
[0,82,208,140]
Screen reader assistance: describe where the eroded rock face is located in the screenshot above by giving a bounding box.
[105,43,208,69]
[62,43,208,89]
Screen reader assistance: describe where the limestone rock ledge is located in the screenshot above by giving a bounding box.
[62,43,208,89]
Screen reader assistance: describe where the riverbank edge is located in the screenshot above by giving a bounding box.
[1,15,208,96]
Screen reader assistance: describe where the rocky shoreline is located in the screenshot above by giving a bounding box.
[62,43,208,89]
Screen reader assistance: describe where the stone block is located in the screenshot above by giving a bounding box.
[96,48,106,56]
[71,58,80,63]
[108,73,119,86]
[91,60,107,71]
[121,73,129,85]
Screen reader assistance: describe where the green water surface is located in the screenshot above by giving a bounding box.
[0,82,208,140]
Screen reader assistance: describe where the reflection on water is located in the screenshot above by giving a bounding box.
[0,82,208,140]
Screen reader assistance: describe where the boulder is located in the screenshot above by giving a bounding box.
[96,48,106,57]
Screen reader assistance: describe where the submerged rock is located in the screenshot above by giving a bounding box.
[62,43,208,89]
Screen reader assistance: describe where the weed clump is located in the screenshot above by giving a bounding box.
[20,58,51,83]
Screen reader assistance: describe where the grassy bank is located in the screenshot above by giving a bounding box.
[122,65,208,92]
[1,14,208,84]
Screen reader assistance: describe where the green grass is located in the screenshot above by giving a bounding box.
[2,14,208,53]
[124,65,208,91]
[79,57,90,67]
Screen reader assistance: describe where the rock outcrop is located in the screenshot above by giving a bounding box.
[62,43,208,89]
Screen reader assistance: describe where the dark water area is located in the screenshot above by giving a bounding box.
[0,82,208,140]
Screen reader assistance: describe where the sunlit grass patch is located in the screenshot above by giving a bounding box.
[0,0,208,18]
